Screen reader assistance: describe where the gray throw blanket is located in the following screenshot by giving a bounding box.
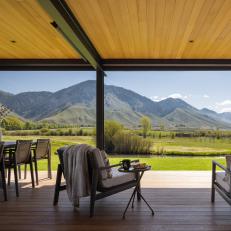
[63,144,93,207]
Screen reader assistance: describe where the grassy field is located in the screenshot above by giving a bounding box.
[3,135,228,171]
[152,137,231,155]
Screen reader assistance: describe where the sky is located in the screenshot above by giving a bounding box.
[0,71,231,113]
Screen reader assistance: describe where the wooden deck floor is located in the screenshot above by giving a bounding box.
[1,171,231,231]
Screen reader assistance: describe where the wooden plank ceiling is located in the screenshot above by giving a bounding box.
[67,0,231,59]
[0,0,79,59]
[1,0,231,60]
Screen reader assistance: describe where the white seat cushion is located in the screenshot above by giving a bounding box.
[101,167,136,188]
[216,172,230,192]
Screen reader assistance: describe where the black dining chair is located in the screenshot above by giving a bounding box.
[24,139,51,185]
[34,139,51,185]
[0,142,7,201]
[5,140,35,197]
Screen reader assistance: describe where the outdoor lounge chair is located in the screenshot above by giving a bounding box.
[211,160,231,205]
[54,147,140,217]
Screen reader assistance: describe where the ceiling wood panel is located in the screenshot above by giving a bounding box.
[0,0,79,59]
[67,0,231,59]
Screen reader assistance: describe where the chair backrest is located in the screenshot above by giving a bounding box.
[57,146,99,181]
[0,142,4,163]
[15,140,32,164]
[35,139,50,159]
[57,146,108,187]
[88,149,109,181]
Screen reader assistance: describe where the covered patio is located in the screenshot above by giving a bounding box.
[1,0,231,230]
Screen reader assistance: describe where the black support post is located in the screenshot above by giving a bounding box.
[96,68,105,150]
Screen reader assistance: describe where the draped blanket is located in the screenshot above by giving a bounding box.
[62,144,93,207]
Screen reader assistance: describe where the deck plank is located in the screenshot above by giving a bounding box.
[0,171,231,231]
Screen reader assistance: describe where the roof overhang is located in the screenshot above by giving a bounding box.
[1,0,231,71]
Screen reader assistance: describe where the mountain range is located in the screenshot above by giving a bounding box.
[0,80,231,129]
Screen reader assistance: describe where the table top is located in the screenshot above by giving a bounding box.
[118,165,151,173]
[3,141,37,149]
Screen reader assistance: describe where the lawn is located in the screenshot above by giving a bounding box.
[109,156,225,171]
[152,137,231,155]
[3,135,227,171]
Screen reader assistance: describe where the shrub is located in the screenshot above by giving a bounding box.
[112,131,152,154]
[140,116,152,138]
[105,120,123,152]
[156,146,165,155]
[68,128,73,136]
[64,131,69,136]
[83,131,89,136]
[40,128,49,134]
[79,129,83,136]
[48,130,57,136]
[171,132,175,139]
[104,120,152,154]
[1,116,24,130]
[159,132,162,139]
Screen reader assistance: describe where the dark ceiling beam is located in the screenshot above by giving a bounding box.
[103,59,231,71]
[38,0,103,71]
[0,59,93,71]
[1,59,231,71]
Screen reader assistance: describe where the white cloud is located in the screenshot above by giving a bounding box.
[220,107,231,113]
[213,100,231,113]
[216,100,231,106]
[150,96,167,102]
[150,96,159,101]
[168,93,189,99]
[150,93,190,102]
[203,94,210,98]
[152,96,159,99]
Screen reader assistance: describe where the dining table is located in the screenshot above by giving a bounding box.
[3,141,37,150]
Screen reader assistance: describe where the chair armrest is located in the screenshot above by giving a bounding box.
[131,159,139,163]
[212,160,231,195]
[212,160,231,174]
[98,159,140,171]
[99,163,121,170]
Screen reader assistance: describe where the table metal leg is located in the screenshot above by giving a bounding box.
[122,171,154,219]
[131,192,136,208]
[137,190,154,216]
[123,188,137,218]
